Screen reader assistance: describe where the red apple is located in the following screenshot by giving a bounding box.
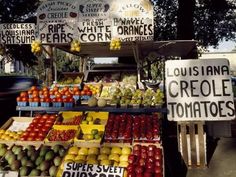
[141,151,148,159]
[133,144,141,151]
[138,158,146,167]
[155,159,162,167]
[148,145,156,151]
[127,164,135,172]
[127,172,136,177]
[135,166,144,174]
[128,155,136,164]
[154,166,162,174]
[143,172,153,177]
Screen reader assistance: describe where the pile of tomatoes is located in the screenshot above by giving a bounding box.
[47,129,77,141]
[16,85,95,105]
[20,114,56,141]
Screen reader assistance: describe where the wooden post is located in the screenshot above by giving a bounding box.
[178,121,206,168]
[44,45,53,86]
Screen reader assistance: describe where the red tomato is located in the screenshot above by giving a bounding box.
[73,86,79,92]
[83,85,89,92]
[31,86,38,91]
[22,132,29,137]
[28,90,33,95]
[69,98,74,103]
[29,132,36,137]
[57,98,63,102]
[29,123,36,128]
[81,90,85,96]
[38,132,46,138]
[45,98,51,103]
[53,86,59,91]
[46,119,54,124]
[20,92,27,97]
[42,87,49,92]
[52,98,57,102]
[40,98,45,102]
[49,90,54,95]
[21,97,28,102]
[63,98,68,103]
[33,97,39,102]
[34,128,40,132]
[42,114,49,120]
[87,91,92,96]
[26,127,32,133]
[16,97,22,102]
[74,91,81,96]
[39,90,43,96]
[42,127,49,133]
[27,136,34,141]
[37,123,43,127]
[39,119,45,124]
[49,114,56,121]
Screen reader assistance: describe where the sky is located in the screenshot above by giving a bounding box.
[208,40,236,52]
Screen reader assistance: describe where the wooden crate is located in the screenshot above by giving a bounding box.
[177,121,207,168]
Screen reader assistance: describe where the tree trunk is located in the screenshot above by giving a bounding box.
[177,0,198,59]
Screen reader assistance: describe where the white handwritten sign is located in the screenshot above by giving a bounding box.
[165,59,235,121]
[0,23,35,44]
[63,162,124,177]
[76,0,112,43]
[37,0,77,44]
[111,0,154,42]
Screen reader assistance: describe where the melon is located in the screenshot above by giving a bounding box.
[87,97,97,107]
[97,99,107,107]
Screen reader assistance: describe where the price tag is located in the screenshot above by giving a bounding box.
[0,171,18,177]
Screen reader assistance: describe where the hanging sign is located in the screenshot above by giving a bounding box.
[165,59,235,121]
[37,0,78,44]
[63,162,124,177]
[0,23,35,44]
[111,0,154,42]
[76,0,112,43]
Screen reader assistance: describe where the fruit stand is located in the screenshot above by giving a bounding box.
[0,0,206,177]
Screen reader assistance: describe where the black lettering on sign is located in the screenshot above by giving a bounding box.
[168,81,178,97]
[222,79,231,96]
[99,174,106,177]
[96,165,102,173]
[62,171,71,177]
[88,172,97,177]
[226,101,235,116]
[200,80,211,96]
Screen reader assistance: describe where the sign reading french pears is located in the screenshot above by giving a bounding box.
[165,59,235,121]
[0,23,35,44]
[36,0,78,44]
[111,0,154,42]
[77,0,112,43]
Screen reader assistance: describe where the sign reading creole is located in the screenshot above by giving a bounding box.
[77,0,111,43]
[165,59,235,121]
[63,162,124,177]
[0,23,35,44]
[111,0,153,42]
[37,0,77,44]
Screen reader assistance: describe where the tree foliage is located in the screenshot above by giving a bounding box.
[153,0,236,48]
[0,0,40,66]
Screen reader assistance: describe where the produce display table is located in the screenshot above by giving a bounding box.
[16,106,167,117]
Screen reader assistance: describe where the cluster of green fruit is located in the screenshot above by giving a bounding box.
[130,89,143,105]
[152,89,164,106]
[120,88,133,106]
[110,88,122,105]
[62,146,131,167]
[58,76,82,85]
[81,115,101,125]
[82,129,103,141]
[0,143,66,176]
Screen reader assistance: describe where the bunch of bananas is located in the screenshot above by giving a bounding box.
[31,40,42,56]
[70,40,81,52]
[110,38,121,50]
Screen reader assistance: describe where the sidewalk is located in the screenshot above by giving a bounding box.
[186,138,236,177]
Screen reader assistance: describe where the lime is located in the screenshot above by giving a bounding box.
[91,129,98,135]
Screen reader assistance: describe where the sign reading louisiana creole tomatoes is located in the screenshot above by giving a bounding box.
[0,23,35,44]
[165,59,235,121]
[111,0,154,42]
[36,0,78,44]
[76,0,112,43]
